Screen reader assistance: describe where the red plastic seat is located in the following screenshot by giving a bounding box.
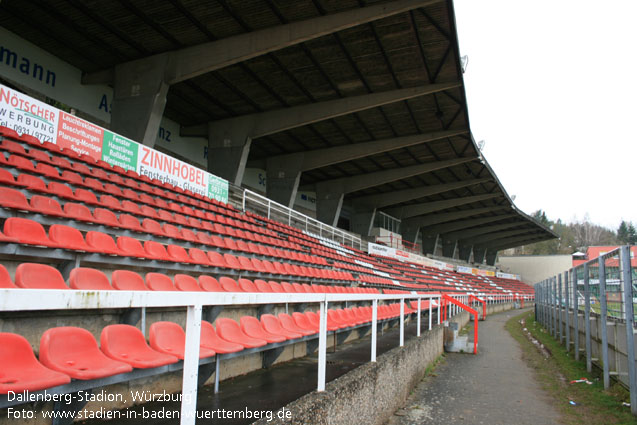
[50,156,72,170]
[189,248,212,266]
[117,236,148,258]
[30,195,66,217]
[260,314,302,339]
[112,270,147,290]
[121,200,142,215]
[17,173,49,192]
[101,325,178,368]
[214,318,267,348]
[99,194,123,211]
[200,321,243,354]
[74,188,100,206]
[15,263,68,289]
[223,253,242,270]
[240,316,286,343]
[199,275,223,292]
[238,278,258,292]
[0,187,32,211]
[292,312,319,333]
[63,202,94,222]
[269,281,283,292]
[49,224,94,251]
[0,264,15,288]
[142,218,166,236]
[306,311,339,332]
[59,170,83,185]
[149,322,215,359]
[8,154,36,171]
[40,327,133,379]
[162,223,181,239]
[4,217,59,247]
[279,313,315,336]
[219,276,242,292]
[281,282,297,293]
[120,214,144,232]
[145,273,176,291]
[144,240,171,261]
[0,332,71,393]
[69,267,113,290]
[86,231,122,255]
[254,279,273,292]
[207,251,227,268]
[166,245,191,263]
[174,274,202,291]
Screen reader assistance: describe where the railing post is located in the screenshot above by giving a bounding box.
[371,299,378,362]
[180,304,203,425]
[573,269,580,361]
[598,256,610,389]
[317,300,328,391]
[558,273,563,343]
[584,263,592,373]
[417,297,421,337]
[620,246,637,414]
[428,296,433,330]
[399,298,405,347]
[565,270,570,352]
[552,276,557,337]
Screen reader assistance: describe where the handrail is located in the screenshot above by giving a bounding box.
[469,294,487,319]
[442,294,479,354]
[242,189,363,249]
[0,288,451,425]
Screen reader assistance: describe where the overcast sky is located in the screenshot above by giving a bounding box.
[454,0,637,230]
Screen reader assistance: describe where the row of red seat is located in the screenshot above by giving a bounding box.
[0,134,237,215]
[0,263,371,293]
[1,218,352,279]
[0,189,322,264]
[0,304,410,394]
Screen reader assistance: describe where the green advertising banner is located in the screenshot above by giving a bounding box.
[101,131,139,171]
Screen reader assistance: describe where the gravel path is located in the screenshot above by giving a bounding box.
[386,309,562,425]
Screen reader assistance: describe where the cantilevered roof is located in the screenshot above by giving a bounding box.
[0,0,556,251]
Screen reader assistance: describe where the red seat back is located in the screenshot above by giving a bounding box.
[69,268,112,290]
[15,263,67,289]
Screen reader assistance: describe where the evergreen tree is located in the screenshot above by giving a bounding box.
[618,220,629,243]
[628,222,637,244]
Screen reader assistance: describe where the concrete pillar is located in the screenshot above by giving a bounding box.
[440,237,457,258]
[316,183,345,227]
[485,250,498,266]
[458,244,472,262]
[421,234,439,255]
[111,56,169,146]
[207,121,253,186]
[265,153,304,208]
[351,209,376,237]
[473,247,486,264]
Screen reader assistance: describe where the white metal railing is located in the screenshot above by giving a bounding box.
[0,289,461,425]
[242,189,363,249]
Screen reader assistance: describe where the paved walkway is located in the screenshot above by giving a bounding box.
[387,309,562,425]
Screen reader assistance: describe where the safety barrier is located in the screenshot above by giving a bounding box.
[534,245,637,415]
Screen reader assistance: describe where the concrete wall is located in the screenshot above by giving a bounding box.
[256,302,515,425]
[497,255,572,284]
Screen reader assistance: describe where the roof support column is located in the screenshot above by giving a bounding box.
[485,250,498,266]
[440,237,457,258]
[111,55,169,146]
[265,153,304,208]
[473,247,486,264]
[316,183,345,227]
[207,121,254,186]
[458,244,472,262]
[401,218,421,246]
[351,209,376,237]
[421,234,439,255]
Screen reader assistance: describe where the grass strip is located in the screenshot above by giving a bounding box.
[506,310,635,425]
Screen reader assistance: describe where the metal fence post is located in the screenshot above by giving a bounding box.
[317,300,328,391]
[417,297,421,337]
[371,299,378,362]
[558,273,563,343]
[553,276,558,337]
[598,256,610,389]
[573,269,580,361]
[181,304,203,425]
[565,270,570,352]
[584,263,592,373]
[620,246,637,414]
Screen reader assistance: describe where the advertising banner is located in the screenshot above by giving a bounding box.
[0,84,229,203]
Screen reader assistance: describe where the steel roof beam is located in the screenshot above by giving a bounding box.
[383,193,501,219]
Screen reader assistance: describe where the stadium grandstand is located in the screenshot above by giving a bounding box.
[0,0,556,424]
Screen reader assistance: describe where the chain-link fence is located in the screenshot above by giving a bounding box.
[535,246,637,415]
